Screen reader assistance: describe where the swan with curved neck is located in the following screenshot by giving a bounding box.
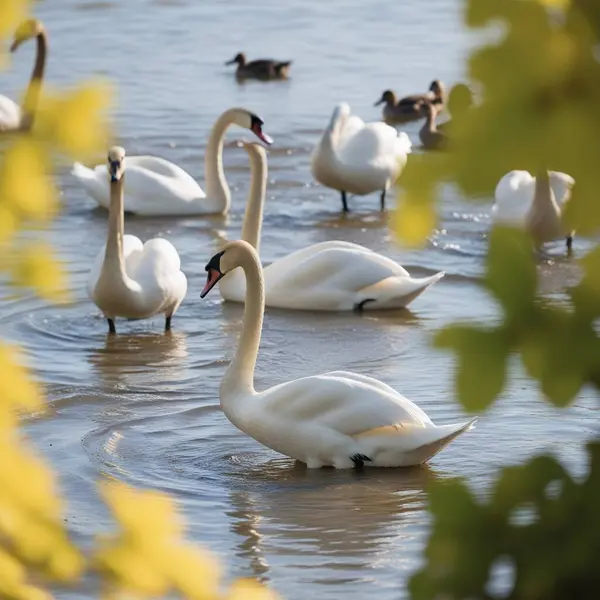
[311,103,412,212]
[219,142,444,311]
[419,103,448,151]
[0,19,47,132]
[87,146,188,333]
[202,240,476,469]
[493,169,575,252]
[72,108,273,216]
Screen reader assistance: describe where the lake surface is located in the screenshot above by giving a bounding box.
[1,1,597,598]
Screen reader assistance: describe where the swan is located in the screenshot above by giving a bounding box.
[87,146,188,333]
[374,80,446,125]
[493,170,575,251]
[0,19,47,132]
[71,108,273,216]
[220,142,445,311]
[226,53,292,81]
[201,239,476,468]
[311,103,412,212]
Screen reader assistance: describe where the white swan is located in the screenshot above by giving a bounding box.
[201,240,476,468]
[87,147,188,333]
[219,142,444,311]
[0,19,47,132]
[310,103,412,212]
[493,170,575,251]
[72,108,273,216]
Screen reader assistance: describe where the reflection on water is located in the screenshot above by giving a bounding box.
[1,0,596,598]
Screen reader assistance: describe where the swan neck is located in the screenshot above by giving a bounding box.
[205,110,237,212]
[533,170,554,208]
[240,150,267,253]
[221,249,264,397]
[103,176,127,279]
[425,109,436,131]
[21,31,47,129]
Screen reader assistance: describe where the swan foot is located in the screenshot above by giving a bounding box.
[107,318,116,334]
[341,191,349,213]
[350,453,372,469]
[566,235,573,256]
[353,298,375,313]
[165,315,172,331]
[380,189,386,211]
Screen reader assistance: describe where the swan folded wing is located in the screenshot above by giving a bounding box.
[493,170,535,225]
[548,171,575,206]
[259,372,432,437]
[264,246,409,305]
[0,95,20,130]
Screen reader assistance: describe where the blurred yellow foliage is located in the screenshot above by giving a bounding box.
[0,3,277,599]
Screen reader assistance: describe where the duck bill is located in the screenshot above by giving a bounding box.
[201,268,223,298]
[251,123,274,145]
[374,98,384,106]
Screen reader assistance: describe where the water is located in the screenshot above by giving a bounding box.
[2,1,597,598]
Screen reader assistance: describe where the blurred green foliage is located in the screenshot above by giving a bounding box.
[402,0,600,597]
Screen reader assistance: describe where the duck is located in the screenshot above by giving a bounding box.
[374,80,446,125]
[311,103,412,212]
[0,19,47,133]
[220,141,444,311]
[200,239,476,469]
[419,103,449,150]
[71,108,273,216]
[492,170,575,252]
[226,53,292,81]
[87,146,188,334]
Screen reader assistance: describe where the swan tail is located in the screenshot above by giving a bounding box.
[356,271,445,310]
[354,417,477,467]
[396,131,413,155]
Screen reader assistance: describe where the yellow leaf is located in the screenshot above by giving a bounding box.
[10,243,70,302]
[226,579,279,600]
[38,80,113,161]
[0,139,58,222]
[0,0,30,40]
[392,189,437,247]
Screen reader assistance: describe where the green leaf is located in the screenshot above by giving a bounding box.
[435,325,509,411]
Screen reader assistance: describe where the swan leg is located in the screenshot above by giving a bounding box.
[353,298,375,313]
[380,190,386,211]
[341,191,349,213]
[165,315,172,331]
[350,453,372,469]
[107,318,116,334]
[566,235,573,255]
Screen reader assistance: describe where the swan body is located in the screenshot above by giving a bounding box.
[311,103,412,212]
[87,147,187,333]
[0,96,21,131]
[219,142,444,311]
[493,170,575,249]
[201,240,476,469]
[72,108,273,216]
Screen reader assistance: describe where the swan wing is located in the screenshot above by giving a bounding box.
[73,156,206,215]
[262,243,414,310]
[258,371,433,437]
[548,171,575,206]
[0,95,20,130]
[131,238,188,312]
[492,170,535,225]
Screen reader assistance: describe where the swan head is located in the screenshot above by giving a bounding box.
[10,19,44,52]
[447,83,474,117]
[107,146,126,182]
[374,90,396,107]
[200,241,255,298]
[226,52,246,66]
[240,140,267,161]
[231,109,273,145]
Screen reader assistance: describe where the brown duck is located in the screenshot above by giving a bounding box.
[226,53,292,81]
[419,103,448,150]
[374,80,446,125]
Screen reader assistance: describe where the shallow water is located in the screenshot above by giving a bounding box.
[2,1,598,598]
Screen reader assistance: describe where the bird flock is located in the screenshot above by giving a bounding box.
[1,19,577,470]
